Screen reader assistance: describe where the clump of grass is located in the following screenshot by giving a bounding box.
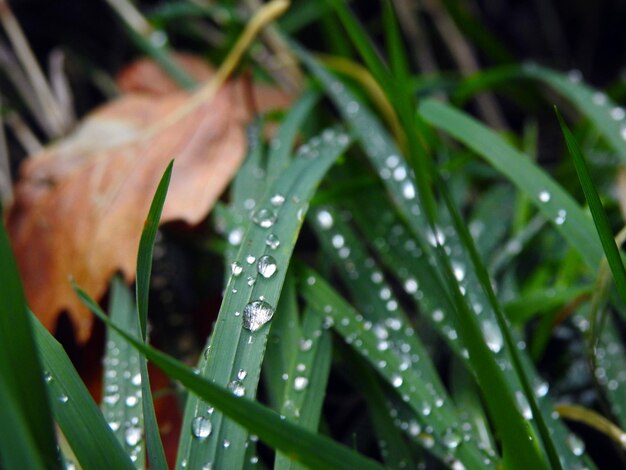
[4,1,626,469]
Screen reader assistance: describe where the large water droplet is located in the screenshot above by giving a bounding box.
[231,261,243,277]
[243,300,275,332]
[266,233,280,250]
[252,208,277,228]
[482,321,503,353]
[192,416,212,439]
[257,255,278,278]
[228,380,246,397]
[125,426,142,446]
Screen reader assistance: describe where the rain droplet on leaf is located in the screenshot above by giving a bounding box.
[257,255,278,278]
[243,300,275,332]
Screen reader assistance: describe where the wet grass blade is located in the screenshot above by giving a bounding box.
[75,286,384,470]
[101,276,145,467]
[274,307,332,470]
[177,129,351,469]
[0,212,59,468]
[297,264,491,468]
[31,312,135,470]
[557,110,626,303]
[420,98,603,268]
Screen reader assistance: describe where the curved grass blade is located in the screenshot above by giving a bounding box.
[0,213,59,468]
[523,64,626,163]
[557,110,626,303]
[177,129,351,469]
[30,313,135,470]
[419,98,603,269]
[75,286,384,470]
[101,276,145,467]
[274,307,332,470]
[298,264,491,469]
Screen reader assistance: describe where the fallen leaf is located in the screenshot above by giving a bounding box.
[8,55,290,343]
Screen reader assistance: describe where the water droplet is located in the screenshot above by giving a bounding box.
[192,416,212,439]
[103,393,120,406]
[252,208,277,228]
[270,193,285,207]
[391,374,403,388]
[452,262,465,281]
[43,371,53,384]
[149,30,168,48]
[316,210,334,229]
[515,391,533,419]
[567,69,582,83]
[266,233,280,250]
[402,181,415,199]
[539,190,551,203]
[244,198,256,210]
[555,209,567,225]
[482,321,503,353]
[294,376,309,391]
[228,380,246,397]
[243,300,275,332]
[332,234,345,249]
[300,339,313,351]
[125,426,142,446]
[228,227,244,246]
[223,439,231,448]
[257,255,278,278]
[125,395,139,407]
[346,101,359,114]
[592,92,607,105]
[443,428,462,449]
[246,255,256,265]
[203,346,211,360]
[612,107,626,121]
[566,433,585,456]
[247,276,256,287]
[432,309,444,322]
[131,373,141,386]
[231,261,243,277]
[58,394,69,404]
[108,421,120,431]
[534,381,549,397]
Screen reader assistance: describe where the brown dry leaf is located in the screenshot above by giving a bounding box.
[8,55,291,342]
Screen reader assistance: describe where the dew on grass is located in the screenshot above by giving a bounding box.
[443,428,462,449]
[231,261,243,277]
[243,300,275,332]
[294,377,309,391]
[566,433,585,456]
[257,255,278,278]
[555,209,567,225]
[131,373,141,386]
[125,395,138,407]
[331,234,345,249]
[482,320,503,353]
[539,190,551,203]
[252,208,277,228]
[515,391,533,419]
[58,394,69,404]
[228,380,246,397]
[125,426,142,446]
[316,210,334,229]
[432,309,444,323]
[228,227,244,246]
[402,181,416,199]
[592,92,607,106]
[265,233,280,250]
[246,255,256,265]
[391,374,403,388]
[300,338,313,351]
[237,369,248,380]
[611,107,625,121]
[270,193,285,207]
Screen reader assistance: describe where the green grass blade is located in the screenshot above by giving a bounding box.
[419,98,603,268]
[263,270,301,410]
[178,129,351,469]
[266,90,320,180]
[0,212,60,468]
[557,110,626,303]
[523,64,626,163]
[298,264,490,468]
[75,286,384,470]
[274,307,332,470]
[31,313,135,470]
[0,370,46,470]
[133,161,173,470]
[101,276,145,467]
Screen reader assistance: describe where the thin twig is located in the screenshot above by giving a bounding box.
[48,49,76,127]
[421,0,508,130]
[0,95,13,208]
[0,0,68,136]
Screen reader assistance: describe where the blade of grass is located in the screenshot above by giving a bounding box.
[177,129,351,469]
[557,109,626,303]
[74,285,385,470]
[101,276,145,467]
[0,207,59,468]
[419,98,603,268]
[31,312,135,470]
[274,307,332,470]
